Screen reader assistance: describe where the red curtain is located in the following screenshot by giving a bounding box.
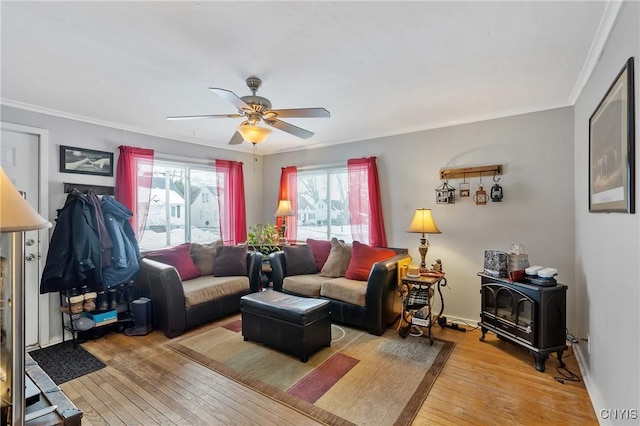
[347,157,387,247]
[115,145,154,239]
[277,166,298,242]
[216,159,247,245]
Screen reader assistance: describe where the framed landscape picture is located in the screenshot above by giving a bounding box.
[589,57,635,213]
[60,145,114,176]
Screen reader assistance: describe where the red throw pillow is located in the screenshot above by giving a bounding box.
[145,243,201,281]
[306,238,332,270]
[345,241,396,281]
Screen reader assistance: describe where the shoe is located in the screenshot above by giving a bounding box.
[72,316,95,331]
[68,293,84,314]
[116,287,126,305]
[83,291,97,312]
[108,289,118,310]
[124,326,150,336]
[96,291,108,311]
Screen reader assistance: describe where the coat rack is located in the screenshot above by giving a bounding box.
[439,164,503,180]
[63,182,115,195]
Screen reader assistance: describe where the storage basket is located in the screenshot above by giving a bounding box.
[484,250,508,277]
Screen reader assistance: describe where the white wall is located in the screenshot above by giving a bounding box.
[1,105,264,342]
[263,107,576,331]
[573,0,640,420]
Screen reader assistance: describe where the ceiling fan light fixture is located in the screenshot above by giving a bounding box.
[237,123,272,144]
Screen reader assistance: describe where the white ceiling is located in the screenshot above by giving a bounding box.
[1,1,612,155]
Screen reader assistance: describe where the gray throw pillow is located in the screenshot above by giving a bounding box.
[213,245,248,277]
[320,238,352,278]
[284,245,318,276]
[190,240,223,276]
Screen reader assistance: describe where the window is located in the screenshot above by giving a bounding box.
[296,167,351,243]
[138,160,221,251]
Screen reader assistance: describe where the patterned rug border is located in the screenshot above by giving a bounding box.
[168,325,455,426]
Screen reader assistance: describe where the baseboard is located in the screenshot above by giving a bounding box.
[573,343,605,425]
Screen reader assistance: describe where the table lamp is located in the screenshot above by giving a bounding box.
[273,200,294,242]
[406,208,441,273]
[0,166,51,425]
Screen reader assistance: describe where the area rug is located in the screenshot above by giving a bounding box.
[168,319,455,426]
[28,341,106,385]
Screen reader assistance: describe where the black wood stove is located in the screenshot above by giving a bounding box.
[478,273,567,372]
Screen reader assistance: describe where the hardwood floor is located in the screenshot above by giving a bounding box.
[64,317,597,425]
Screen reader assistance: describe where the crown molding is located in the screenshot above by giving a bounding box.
[0,98,254,155]
[568,0,623,104]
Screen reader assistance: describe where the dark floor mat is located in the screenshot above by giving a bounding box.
[28,341,106,385]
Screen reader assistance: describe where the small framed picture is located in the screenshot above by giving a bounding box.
[60,146,114,176]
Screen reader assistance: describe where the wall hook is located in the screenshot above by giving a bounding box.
[493,171,500,183]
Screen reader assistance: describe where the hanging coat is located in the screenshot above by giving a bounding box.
[101,195,140,287]
[86,189,114,268]
[40,190,102,293]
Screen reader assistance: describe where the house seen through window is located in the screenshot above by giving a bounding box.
[296,167,352,243]
[138,160,221,250]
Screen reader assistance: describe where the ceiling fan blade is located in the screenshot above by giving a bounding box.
[265,118,314,139]
[210,88,252,112]
[228,131,244,145]
[266,107,330,118]
[166,113,244,120]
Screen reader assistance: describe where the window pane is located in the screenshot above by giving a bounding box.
[189,168,221,243]
[296,168,352,243]
[328,171,351,241]
[138,161,221,251]
[139,163,186,250]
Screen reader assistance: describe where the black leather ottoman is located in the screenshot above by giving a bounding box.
[241,290,331,362]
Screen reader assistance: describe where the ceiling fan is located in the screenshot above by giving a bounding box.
[167,76,330,145]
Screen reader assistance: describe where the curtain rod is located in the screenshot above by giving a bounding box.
[296,161,346,171]
[154,152,215,166]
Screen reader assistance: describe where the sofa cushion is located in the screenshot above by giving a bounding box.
[306,238,332,270]
[320,238,352,278]
[320,277,368,307]
[283,274,326,297]
[190,240,223,276]
[182,275,249,308]
[345,241,397,281]
[284,245,318,275]
[145,243,201,281]
[214,245,248,276]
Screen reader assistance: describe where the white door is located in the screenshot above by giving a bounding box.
[0,127,46,348]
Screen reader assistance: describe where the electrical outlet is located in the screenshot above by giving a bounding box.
[587,334,591,354]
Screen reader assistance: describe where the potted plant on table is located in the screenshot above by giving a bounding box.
[246,224,282,259]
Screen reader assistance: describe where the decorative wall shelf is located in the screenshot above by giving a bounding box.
[439,164,503,180]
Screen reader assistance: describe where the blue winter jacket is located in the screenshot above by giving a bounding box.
[101,195,140,287]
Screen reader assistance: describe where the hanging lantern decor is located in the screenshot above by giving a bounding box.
[473,182,488,205]
[435,181,456,204]
[460,173,470,197]
[460,182,470,197]
[490,173,503,202]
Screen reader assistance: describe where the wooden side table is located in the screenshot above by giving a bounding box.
[397,274,446,345]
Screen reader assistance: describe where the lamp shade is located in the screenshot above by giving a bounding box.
[407,208,441,234]
[274,200,295,217]
[237,123,272,144]
[0,166,51,232]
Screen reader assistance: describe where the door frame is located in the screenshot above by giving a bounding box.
[1,122,50,347]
